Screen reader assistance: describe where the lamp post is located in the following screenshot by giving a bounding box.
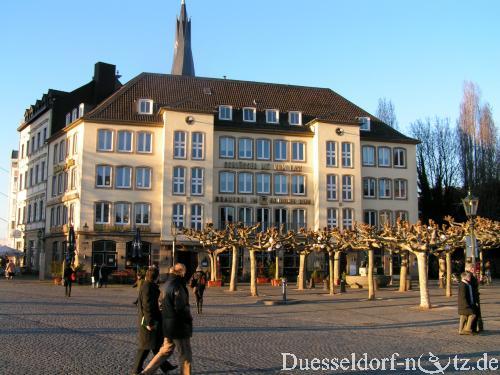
[462,190,479,271]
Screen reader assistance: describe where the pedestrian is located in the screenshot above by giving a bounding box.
[132,266,177,375]
[99,263,108,288]
[6,259,16,280]
[189,267,207,314]
[133,272,145,305]
[63,263,75,297]
[484,260,492,285]
[466,263,483,332]
[458,272,477,335]
[91,263,99,288]
[140,263,193,375]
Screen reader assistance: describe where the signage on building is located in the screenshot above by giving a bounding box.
[223,161,303,172]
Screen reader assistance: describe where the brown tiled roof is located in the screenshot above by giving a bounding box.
[84,73,418,144]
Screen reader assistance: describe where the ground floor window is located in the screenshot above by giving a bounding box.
[125,241,151,269]
[92,240,117,269]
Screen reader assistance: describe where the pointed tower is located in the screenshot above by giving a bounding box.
[171,0,195,76]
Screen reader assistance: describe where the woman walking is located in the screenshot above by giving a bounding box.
[63,263,75,297]
[132,266,177,375]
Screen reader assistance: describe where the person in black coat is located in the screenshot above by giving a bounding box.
[140,263,193,375]
[132,266,177,375]
[466,264,483,332]
[189,267,207,314]
[91,263,99,288]
[63,263,74,297]
[458,272,477,335]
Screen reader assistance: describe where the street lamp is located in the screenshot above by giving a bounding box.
[462,190,479,270]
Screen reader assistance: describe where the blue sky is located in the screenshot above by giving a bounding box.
[0,0,498,241]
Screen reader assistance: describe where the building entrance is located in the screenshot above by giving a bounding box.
[176,250,198,280]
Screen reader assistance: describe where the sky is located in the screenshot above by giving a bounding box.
[0,0,498,242]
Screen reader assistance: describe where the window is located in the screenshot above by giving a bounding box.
[394,179,408,199]
[342,175,353,201]
[342,208,354,229]
[326,141,337,167]
[274,140,287,161]
[191,132,204,160]
[50,207,55,227]
[53,144,58,164]
[256,173,271,194]
[219,137,235,158]
[72,133,78,154]
[116,166,132,188]
[292,175,305,195]
[191,204,203,230]
[115,203,130,224]
[173,167,186,194]
[19,174,23,191]
[39,201,44,221]
[274,208,288,228]
[78,103,85,118]
[27,204,31,223]
[219,207,235,227]
[364,210,377,227]
[57,174,63,194]
[238,138,253,159]
[238,207,253,226]
[238,172,253,194]
[396,211,409,222]
[136,167,152,189]
[27,140,30,156]
[172,204,185,229]
[31,136,35,153]
[96,165,112,187]
[378,147,391,167]
[363,178,376,198]
[59,140,65,162]
[117,131,133,152]
[33,203,37,222]
[71,108,78,122]
[29,168,33,187]
[341,142,353,167]
[65,113,71,126]
[243,107,256,122]
[219,105,232,120]
[393,148,406,168]
[378,178,392,198]
[70,168,77,190]
[35,165,39,185]
[137,132,152,153]
[51,175,56,196]
[43,128,47,142]
[256,139,271,160]
[379,211,393,226]
[41,161,45,181]
[289,111,302,125]
[68,203,74,224]
[274,174,288,195]
[326,174,337,201]
[191,168,204,195]
[292,142,305,162]
[327,208,338,228]
[135,203,150,225]
[359,117,371,131]
[95,202,110,224]
[56,206,61,225]
[266,109,279,124]
[219,171,235,193]
[36,132,41,149]
[97,129,113,151]
[173,131,187,159]
[138,99,153,115]
[292,209,306,231]
[256,208,271,230]
[362,146,376,166]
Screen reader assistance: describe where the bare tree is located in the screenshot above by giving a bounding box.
[376,97,399,129]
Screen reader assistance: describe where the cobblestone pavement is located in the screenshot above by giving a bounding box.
[0,278,499,375]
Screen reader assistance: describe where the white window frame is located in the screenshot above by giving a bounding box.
[172,204,185,229]
[289,111,302,126]
[96,165,112,188]
[394,179,407,199]
[378,178,392,199]
[219,105,232,121]
[342,208,354,229]
[362,145,376,166]
[359,117,371,131]
[243,107,256,123]
[396,210,409,222]
[173,166,186,195]
[138,99,154,115]
[190,204,203,230]
[137,132,153,153]
[256,173,271,195]
[219,137,235,158]
[238,172,253,194]
[72,133,78,154]
[115,166,132,189]
[115,202,130,225]
[274,140,288,161]
[379,210,393,226]
[364,210,377,227]
[173,131,187,159]
[135,203,151,225]
[220,207,235,227]
[95,202,110,224]
[291,142,305,162]
[71,108,78,122]
[326,174,337,201]
[191,132,204,160]
[256,139,271,160]
[136,167,152,189]
[219,171,235,193]
[393,148,406,168]
[327,208,338,228]
[292,209,306,231]
[291,175,306,196]
[326,141,337,167]
[65,113,71,126]
[191,167,204,195]
[117,131,133,153]
[274,174,288,195]
[265,109,279,124]
[238,207,253,227]
[97,129,113,151]
[378,147,391,167]
[238,138,253,159]
[363,177,376,198]
[341,142,353,167]
[342,175,353,201]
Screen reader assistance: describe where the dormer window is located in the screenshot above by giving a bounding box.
[65,113,71,126]
[266,109,279,124]
[289,111,302,126]
[243,107,256,122]
[78,103,85,118]
[138,99,154,115]
[71,108,78,122]
[359,117,371,131]
[219,105,232,120]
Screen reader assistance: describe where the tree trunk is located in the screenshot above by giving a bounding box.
[368,249,375,300]
[328,252,335,295]
[438,256,446,288]
[250,250,258,297]
[229,246,238,292]
[399,251,408,292]
[297,253,307,290]
[416,252,431,309]
[446,252,452,297]
[275,250,280,280]
[333,251,340,286]
[207,253,216,281]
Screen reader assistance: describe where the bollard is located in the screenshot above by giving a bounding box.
[340,279,346,293]
[282,277,287,304]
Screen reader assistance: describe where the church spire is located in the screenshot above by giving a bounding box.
[171,0,195,76]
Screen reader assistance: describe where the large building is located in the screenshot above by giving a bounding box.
[10,0,418,280]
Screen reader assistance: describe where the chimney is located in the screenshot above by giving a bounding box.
[93,62,117,102]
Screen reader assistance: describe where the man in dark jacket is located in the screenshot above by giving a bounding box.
[132,266,177,375]
[466,264,482,332]
[140,263,193,375]
[189,267,207,314]
[458,272,477,335]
